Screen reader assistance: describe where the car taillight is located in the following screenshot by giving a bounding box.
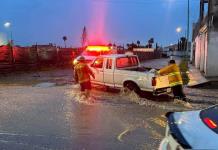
[152,77,156,86]
[204,118,217,129]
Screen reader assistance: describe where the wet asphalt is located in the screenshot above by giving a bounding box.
[0,67,214,150]
[0,83,171,150]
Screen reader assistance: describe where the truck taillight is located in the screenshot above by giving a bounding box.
[152,77,156,86]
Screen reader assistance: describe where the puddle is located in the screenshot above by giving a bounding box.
[34,82,56,88]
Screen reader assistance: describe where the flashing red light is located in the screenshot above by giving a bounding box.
[204,118,217,129]
[86,46,110,52]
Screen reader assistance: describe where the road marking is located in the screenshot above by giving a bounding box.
[117,128,131,142]
[0,132,69,140]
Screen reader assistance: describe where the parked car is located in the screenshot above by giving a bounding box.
[159,105,218,150]
[89,54,170,95]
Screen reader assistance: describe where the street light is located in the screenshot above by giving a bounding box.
[4,22,11,28]
[3,21,14,65]
[3,22,13,45]
[176,27,182,33]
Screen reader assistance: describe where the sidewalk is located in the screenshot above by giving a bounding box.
[187,65,209,87]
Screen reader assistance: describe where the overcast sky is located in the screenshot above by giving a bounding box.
[0,0,200,47]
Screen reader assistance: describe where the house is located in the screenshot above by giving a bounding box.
[192,0,218,77]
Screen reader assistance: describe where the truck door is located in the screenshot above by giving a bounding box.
[91,57,104,85]
[104,58,114,87]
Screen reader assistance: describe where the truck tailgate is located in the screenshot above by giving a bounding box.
[155,75,170,89]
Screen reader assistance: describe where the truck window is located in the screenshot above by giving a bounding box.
[116,56,138,68]
[93,58,104,68]
[106,59,112,69]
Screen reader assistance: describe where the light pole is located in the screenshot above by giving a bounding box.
[4,22,13,45]
[4,22,14,66]
[176,27,182,51]
[186,0,190,56]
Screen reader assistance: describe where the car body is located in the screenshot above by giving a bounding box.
[159,105,218,150]
[89,54,170,94]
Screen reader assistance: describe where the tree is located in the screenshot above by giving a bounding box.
[108,43,112,47]
[81,26,87,47]
[127,44,131,50]
[131,42,137,49]
[62,36,67,48]
[147,38,154,48]
[137,40,140,47]
[179,58,190,85]
[180,37,187,51]
[177,40,181,51]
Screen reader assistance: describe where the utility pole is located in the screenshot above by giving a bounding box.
[186,0,190,56]
[81,26,87,48]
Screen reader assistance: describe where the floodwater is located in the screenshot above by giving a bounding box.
[0,78,212,150]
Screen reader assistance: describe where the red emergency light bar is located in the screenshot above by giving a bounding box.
[86,46,111,52]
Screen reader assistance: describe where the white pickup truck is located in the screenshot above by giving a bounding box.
[89,54,171,95]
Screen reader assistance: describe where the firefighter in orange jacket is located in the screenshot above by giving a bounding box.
[74,56,95,99]
[157,59,186,101]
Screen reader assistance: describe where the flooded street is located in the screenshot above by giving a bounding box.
[0,82,170,150]
[0,69,216,150]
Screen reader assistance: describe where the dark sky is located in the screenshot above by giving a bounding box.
[0,0,200,47]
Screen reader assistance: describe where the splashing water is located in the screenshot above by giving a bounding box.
[66,84,95,105]
[119,88,146,105]
[119,88,195,111]
[66,85,195,110]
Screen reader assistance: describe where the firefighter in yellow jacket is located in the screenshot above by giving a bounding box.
[157,59,187,102]
[74,56,95,99]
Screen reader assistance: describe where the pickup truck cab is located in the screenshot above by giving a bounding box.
[89,54,170,95]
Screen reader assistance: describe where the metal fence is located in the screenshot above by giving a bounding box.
[0,45,161,74]
[133,51,162,62]
[0,45,78,73]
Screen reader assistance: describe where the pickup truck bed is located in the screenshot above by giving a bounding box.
[122,67,152,72]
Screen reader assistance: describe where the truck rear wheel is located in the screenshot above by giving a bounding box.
[124,82,141,95]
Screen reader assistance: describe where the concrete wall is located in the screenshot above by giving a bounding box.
[192,0,218,77]
[195,36,201,69]
[204,34,208,74]
[200,33,206,72]
[206,31,218,77]
[194,30,208,74]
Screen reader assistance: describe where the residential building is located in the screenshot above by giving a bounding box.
[192,0,218,77]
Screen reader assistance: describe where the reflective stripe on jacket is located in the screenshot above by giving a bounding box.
[158,64,183,87]
[74,62,94,84]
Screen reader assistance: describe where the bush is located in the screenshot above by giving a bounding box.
[179,58,190,85]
